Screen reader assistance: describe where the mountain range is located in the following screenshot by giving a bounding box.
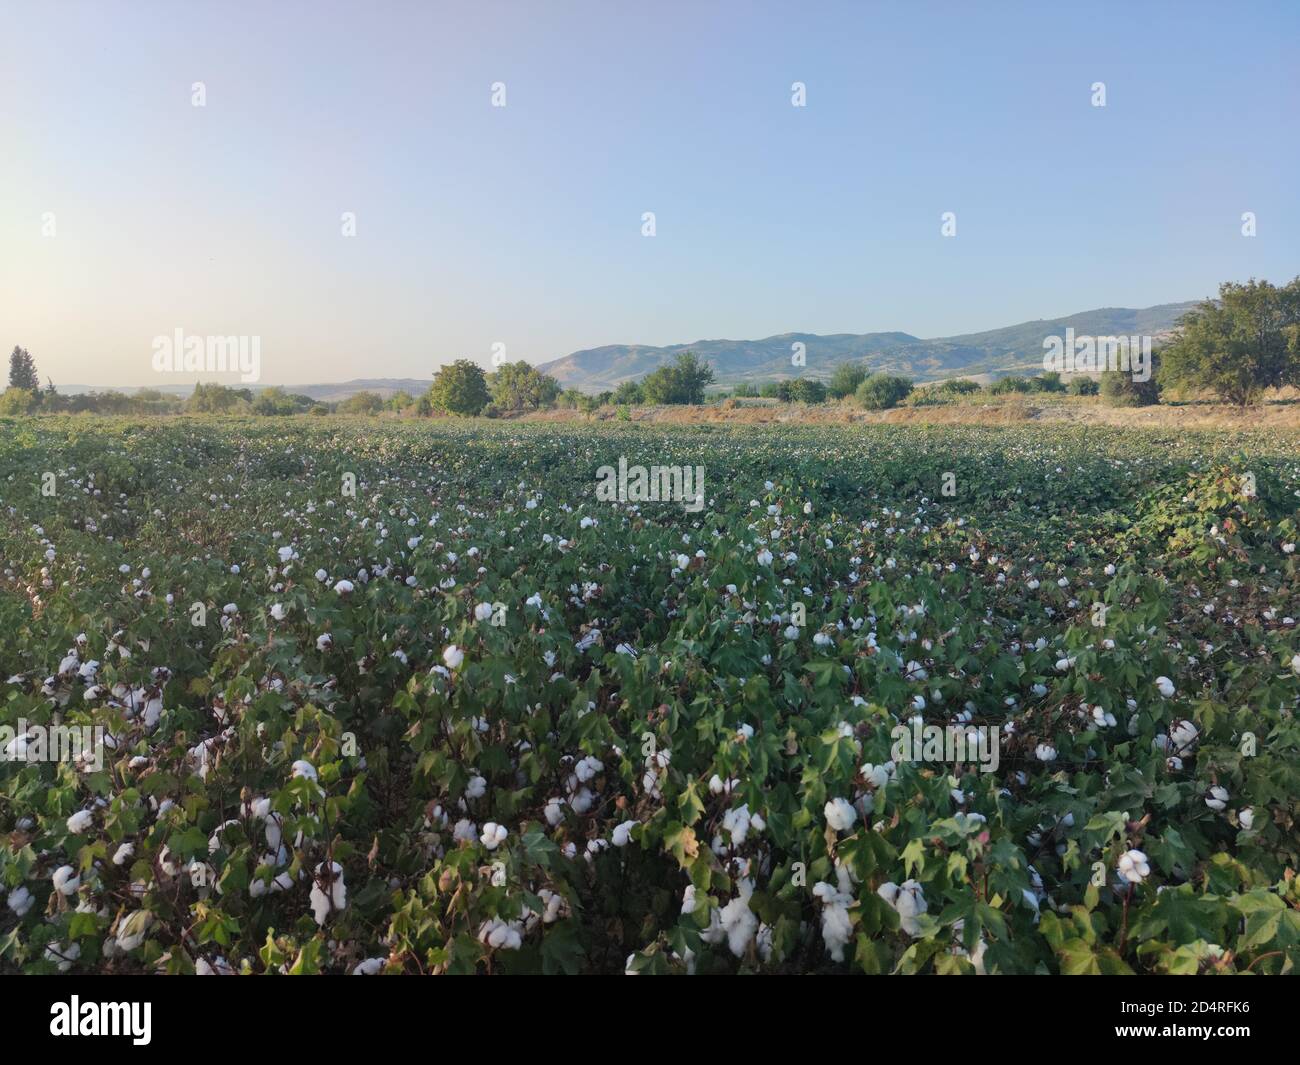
[536,302,1198,391]
[55,301,1199,399]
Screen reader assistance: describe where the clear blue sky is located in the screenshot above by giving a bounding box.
[3,0,1297,386]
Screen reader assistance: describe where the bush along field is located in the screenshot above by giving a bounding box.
[1,417,1298,975]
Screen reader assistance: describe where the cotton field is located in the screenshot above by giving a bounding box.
[1,417,1298,974]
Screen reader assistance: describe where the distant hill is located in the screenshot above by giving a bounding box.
[56,378,430,401]
[537,302,1199,391]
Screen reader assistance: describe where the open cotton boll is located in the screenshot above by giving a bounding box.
[443,644,465,669]
[479,822,508,850]
[824,797,857,833]
[718,880,758,958]
[477,918,523,950]
[114,909,154,952]
[44,941,80,972]
[66,809,94,834]
[309,862,347,925]
[812,864,856,961]
[611,820,638,847]
[1155,676,1175,698]
[1117,849,1150,884]
[333,579,354,595]
[52,865,81,896]
[351,957,386,975]
[112,843,135,866]
[290,759,318,782]
[1205,785,1229,812]
[6,885,34,916]
[878,879,928,937]
[473,602,494,622]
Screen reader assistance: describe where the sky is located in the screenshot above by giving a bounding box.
[2,0,1297,388]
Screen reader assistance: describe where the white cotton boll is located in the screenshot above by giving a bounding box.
[52,865,80,895]
[722,804,752,846]
[333,579,354,596]
[316,633,332,651]
[45,941,80,972]
[473,602,494,622]
[477,918,523,951]
[1155,676,1175,698]
[575,755,603,783]
[443,644,465,669]
[1117,849,1150,884]
[291,759,318,782]
[1205,785,1229,812]
[114,910,153,952]
[718,881,758,958]
[309,862,346,925]
[1169,718,1199,750]
[66,809,94,834]
[479,822,508,850]
[1239,807,1255,831]
[881,879,928,937]
[681,885,698,915]
[1291,653,1300,676]
[611,820,638,847]
[352,957,385,975]
[270,603,288,621]
[6,885,33,916]
[569,787,594,814]
[465,774,487,799]
[452,818,477,843]
[112,843,135,866]
[543,797,566,826]
[1034,744,1057,762]
[824,797,857,833]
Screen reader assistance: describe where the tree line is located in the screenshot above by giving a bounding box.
[6,278,1298,417]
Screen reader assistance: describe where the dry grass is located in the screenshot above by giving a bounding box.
[521,391,1300,432]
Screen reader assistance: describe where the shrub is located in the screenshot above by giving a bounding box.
[828,363,868,399]
[855,373,913,410]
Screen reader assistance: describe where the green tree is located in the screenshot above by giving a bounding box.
[936,378,982,395]
[186,382,248,413]
[337,391,385,415]
[989,375,1032,395]
[640,351,715,405]
[9,347,39,391]
[1100,358,1160,407]
[855,373,913,410]
[488,361,560,411]
[828,362,868,398]
[1030,371,1066,393]
[787,378,828,403]
[429,359,490,416]
[612,379,644,405]
[0,387,37,415]
[1159,277,1300,405]
[1068,376,1100,396]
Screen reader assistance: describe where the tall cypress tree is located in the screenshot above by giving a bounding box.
[8,347,39,391]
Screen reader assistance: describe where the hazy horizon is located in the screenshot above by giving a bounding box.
[4,0,1297,387]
